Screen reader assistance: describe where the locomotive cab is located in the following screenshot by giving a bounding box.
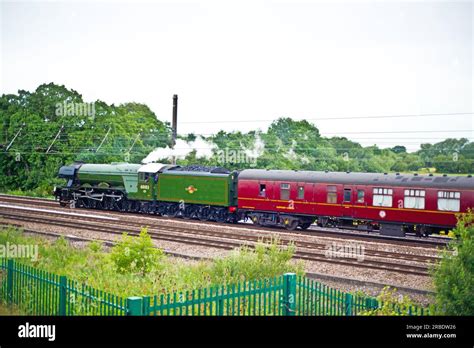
[135,163,176,201]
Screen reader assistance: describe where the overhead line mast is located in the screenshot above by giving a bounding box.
[5,123,25,152]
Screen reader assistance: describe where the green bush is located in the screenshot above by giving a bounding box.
[210,238,303,283]
[110,227,164,276]
[433,211,474,315]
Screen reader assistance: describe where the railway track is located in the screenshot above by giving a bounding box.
[0,205,440,264]
[0,194,450,248]
[0,205,436,276]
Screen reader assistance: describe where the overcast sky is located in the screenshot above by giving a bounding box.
[1,0,473,151]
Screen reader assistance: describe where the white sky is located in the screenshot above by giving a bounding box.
[1,0,473,151]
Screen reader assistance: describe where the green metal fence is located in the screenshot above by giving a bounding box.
[134,274,432,316]
[0,259,433,316]
[141,276,286,316]
[0,259,126,315]
[295,276,378,315]
[294,276,434,316]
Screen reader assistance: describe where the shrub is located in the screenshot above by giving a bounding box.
[110,227,164,276]
[210,237,304,284]
[358,287,420,316]
[432,211,474,315]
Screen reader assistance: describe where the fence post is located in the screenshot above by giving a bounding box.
[217,298,224,316]
[7,259,14,304]
[217,286,224,316]
[127,297,143,316]
[59,275,67,316]
[142,296,150,316]
[282,273,296,316]
[345,293,353,316]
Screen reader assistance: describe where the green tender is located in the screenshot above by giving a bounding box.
[157,171,236,207]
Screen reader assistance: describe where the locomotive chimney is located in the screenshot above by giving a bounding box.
[172,94,178,147]
[171,94,178,165]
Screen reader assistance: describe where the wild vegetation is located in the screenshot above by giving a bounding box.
[432,211,474,315]
[357,287,434,316]
[0,227,303,298]
[1,84,473,196]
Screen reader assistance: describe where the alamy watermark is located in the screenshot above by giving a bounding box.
[324,242,365,262]
[0,242,38,261]
[55,101,96,121]
[216,148,257,167]
[18,322,55,342]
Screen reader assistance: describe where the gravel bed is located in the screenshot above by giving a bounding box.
[302,258,433,291]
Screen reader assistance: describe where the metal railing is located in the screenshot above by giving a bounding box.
[0,259,434,316]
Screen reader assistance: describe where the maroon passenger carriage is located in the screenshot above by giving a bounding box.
[237,169,474,236]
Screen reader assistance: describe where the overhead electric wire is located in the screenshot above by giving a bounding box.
[179,112,474,124]
[193,129,474,136]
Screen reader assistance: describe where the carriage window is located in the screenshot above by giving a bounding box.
[357,190,365,203]
[297,186,305,200]
[372,187,393,207]
[259,184,266,197]
[437,191,460,212]
[280,183,290,200]
[343,189,351,202]
[327,185,337,204]
[139,172,146,181]
[404,189,425,209]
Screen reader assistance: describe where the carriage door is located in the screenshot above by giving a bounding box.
[353,186,366,219]
[342,186,353,217]
[295,182,307,213]
[257,180,272,211]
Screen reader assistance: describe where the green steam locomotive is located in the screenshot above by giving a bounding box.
[54,162,239,223]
